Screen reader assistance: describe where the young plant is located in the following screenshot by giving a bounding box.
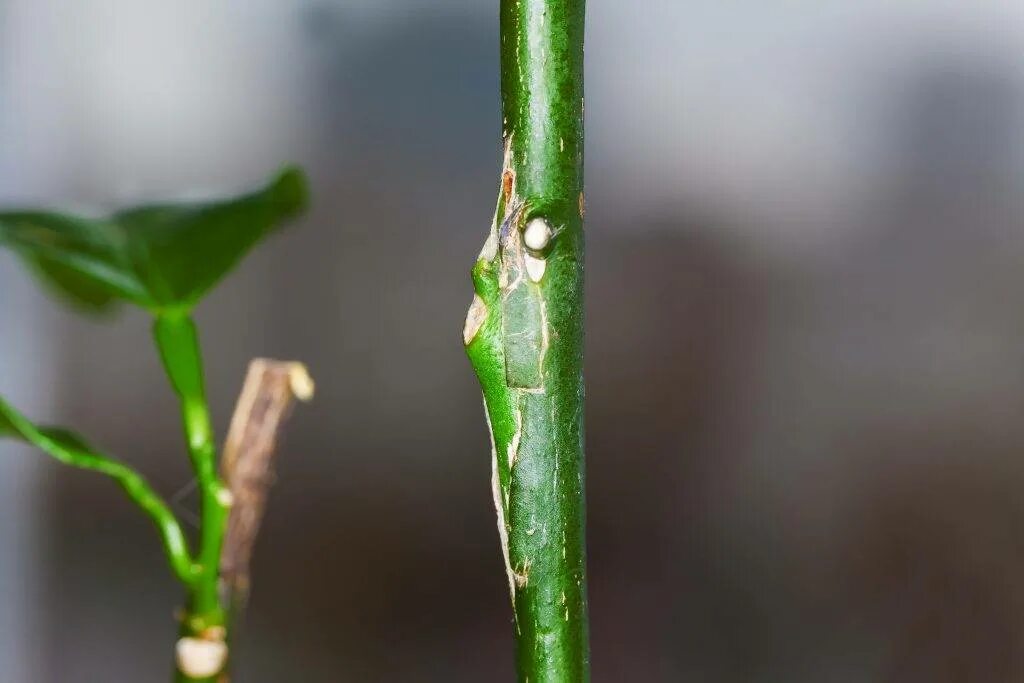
[0,166,311,681]
[463,0,590,679]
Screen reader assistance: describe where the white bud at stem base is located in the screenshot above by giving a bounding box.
[176,637,228,678]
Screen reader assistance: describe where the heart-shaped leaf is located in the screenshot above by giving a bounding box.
[0,166,308,314]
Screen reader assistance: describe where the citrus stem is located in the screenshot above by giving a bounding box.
[464,0,590,679]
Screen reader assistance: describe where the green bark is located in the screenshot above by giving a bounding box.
[464,0,589,679]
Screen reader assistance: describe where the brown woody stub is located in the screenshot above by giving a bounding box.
[219,359,313,608]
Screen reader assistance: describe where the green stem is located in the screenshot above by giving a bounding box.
[0,398,197,584]
[153,314,230,680]
[465,0,589,679]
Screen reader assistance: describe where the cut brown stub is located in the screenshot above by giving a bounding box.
[219,359,312,611]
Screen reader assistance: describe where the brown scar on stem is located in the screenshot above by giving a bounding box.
[514,558,531,589]
[501,133,516,204]
[578,191,585,219]
[503,169,515,203]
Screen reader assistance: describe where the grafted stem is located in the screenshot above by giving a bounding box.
[464,0,589,679]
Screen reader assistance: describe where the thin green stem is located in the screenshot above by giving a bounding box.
[0,398,197,584]
[465,0,589,680]
[153,315,230,639]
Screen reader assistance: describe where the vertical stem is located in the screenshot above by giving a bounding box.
[465,0,589,680]
[154,314,230,681]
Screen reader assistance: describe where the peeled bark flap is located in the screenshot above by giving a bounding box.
[502,280,544,389]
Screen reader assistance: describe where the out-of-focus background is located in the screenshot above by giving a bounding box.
[1,1,1023,680]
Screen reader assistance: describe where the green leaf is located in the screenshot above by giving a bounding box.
[0,399,93,452]
[0,407,14,437]
[26,256,122,312]
[0,165,309,313]
[0,396,198,584]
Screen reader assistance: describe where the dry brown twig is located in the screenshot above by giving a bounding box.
[218,359,314,612]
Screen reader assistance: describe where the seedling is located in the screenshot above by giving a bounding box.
[0,166,310,681]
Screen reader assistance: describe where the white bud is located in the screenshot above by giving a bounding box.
[215,487,234,508]
[523,218,552,251]
[176,637,228,678]
[524,254,547,283]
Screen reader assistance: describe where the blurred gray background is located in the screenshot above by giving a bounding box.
[1,1,1024,680]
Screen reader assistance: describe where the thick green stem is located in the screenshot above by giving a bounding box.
[153,314,230,680]
[465,0,589,680]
